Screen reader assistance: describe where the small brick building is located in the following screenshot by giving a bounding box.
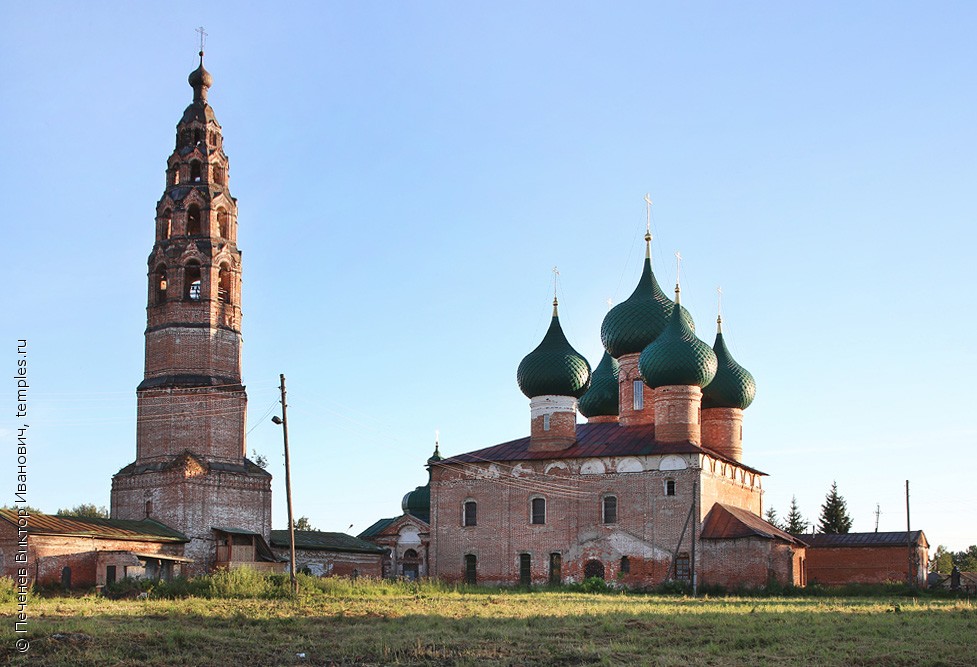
[0,510,190,590]
[429,236,804,590]
[359,467,437,579]
[270,531,384,578]
[109,53,272,573]
[798,531,929,586]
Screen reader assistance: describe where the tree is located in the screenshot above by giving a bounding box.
[952,545,977,572]
[764,506,783,530]
[784,495,808,534]
[57,503,109,518]
[817,481,853,534]
[251,449,268,469]
[931,545,953,574]
[294,516,315,531]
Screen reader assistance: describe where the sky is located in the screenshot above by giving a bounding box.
[1,2,975,552]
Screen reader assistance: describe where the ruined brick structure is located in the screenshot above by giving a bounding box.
[429,231,804,589]
[111,52,272,572]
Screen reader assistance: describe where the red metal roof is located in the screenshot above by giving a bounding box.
[0,509,187,543]
[700,503,804,544]
[438,422,766,475]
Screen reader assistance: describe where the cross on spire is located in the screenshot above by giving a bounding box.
[643,194,653,258]
[552,266,560,312]
[717,286,724,332]
[196,26,208,54]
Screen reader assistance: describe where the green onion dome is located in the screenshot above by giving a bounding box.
[517,299,592,399]
[600,236,694,358]
[701,319,756,409]
[402,484,430,522]
[578,351,620,417]
[638,292,718,388]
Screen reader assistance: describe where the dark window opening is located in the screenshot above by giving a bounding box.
[531,497,546,525]
[155,265,168,304]
[665,480,676,497]
[464,500,477,526]
[145,499,153,517]
[675,554,691,581]
[180,129,191,148]
[620,556,630,575]
[160,209,172,239]
[61,566,72,589]
[584,559,605,580]
[218,265,232,304]
[217,209,229,238]
[193,128,203,145]
[106,565,117,585]
[190,160,202,182]
[549,553,562,585]
[184,263,202,301]
[603,496,617,524]
[186,205,201,236]
[403,548,418,560]
[464,554,477,585]
[170,165,180,185]
[519,553,531,586]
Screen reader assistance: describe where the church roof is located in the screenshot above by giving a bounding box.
[700,504,802,544]
[701,326,756,409]
[516,300,591,399]
[578,351,620,418]
[437,422,766,474]
[0,510,188,543]
[270,530,385,554]
[638,293,717,389]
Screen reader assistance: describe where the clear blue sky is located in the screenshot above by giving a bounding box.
[2,2,975,551]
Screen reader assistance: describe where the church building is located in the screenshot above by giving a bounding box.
[109,51,276,573]
[427,231,805,589]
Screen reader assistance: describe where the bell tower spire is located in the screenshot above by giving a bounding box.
[111,49,271,571]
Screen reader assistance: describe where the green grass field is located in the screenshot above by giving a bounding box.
[2,577,974,666]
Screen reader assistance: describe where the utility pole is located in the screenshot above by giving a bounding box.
[273,374,298,595]
[905,480,914,587]
[874,504,881,532]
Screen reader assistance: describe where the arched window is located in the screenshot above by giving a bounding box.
[543,414,551,431]
[184,262,202,301]
[218,264,232,304]
[584,559,605,580]
[602,496,618,524]
[186,205,201,236]
[463,500,477,527]
[209,131,218,146]
[464,554,477,585]
[193,128,203,145]
[154,265,168,304]
[665,479,676,497]
[180,129,191,148]
[212,165,224,185]
[190,160,202,182]
[531,497,546,525]
[403,549,418,560]
[170,165,180,186]
[217,208,229,238]
[633,381,644,410]
[145,499,153,517]
[159,209,172,240]
[620,556,631,575]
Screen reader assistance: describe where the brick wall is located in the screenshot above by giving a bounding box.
[805,545,929,586]
[270,548,382,578]
[699,538,803,589]
[135,386,247,461]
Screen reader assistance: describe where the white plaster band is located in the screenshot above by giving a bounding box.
[530,395,577,419]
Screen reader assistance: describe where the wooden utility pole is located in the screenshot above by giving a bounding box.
[906,480,913,587]
[277,374,298,594]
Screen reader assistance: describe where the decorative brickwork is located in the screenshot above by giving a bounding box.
[652,385,702,444]
[701,407,744,462]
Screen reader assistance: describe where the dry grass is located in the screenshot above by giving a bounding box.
[1,579,974,666]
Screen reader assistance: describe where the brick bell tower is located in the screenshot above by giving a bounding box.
[111,50,272,569]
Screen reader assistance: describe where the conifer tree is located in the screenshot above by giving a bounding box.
[784,495,808,534]
[764,506,782,530]
[817,481,853,534]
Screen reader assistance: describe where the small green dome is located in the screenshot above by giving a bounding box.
[402,484,430,522]
[600,256,674,358]
[701,326,756,409]
[578,351,620,417]
[638,298,717,388]
[517,300,591,399]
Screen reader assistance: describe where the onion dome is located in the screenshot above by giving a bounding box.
[188,51,213,103]
[578,351,620,418]
[601,233,692,358]
[638,289,718,388]
[402,484,430,522]
[701,317,756,409]
[517,298,591,399]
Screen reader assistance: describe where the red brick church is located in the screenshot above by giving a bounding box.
[424,233,806,589]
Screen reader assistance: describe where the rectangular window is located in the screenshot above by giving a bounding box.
[543,414,551,431]
[463,500,477,527]
[633,381,644,410]
[105,565,117,585]
[603,496,618,524]
[665,480,676,496]
[549,553,562,585]
[531,497,546,525]
[464,554,477,585]
[675,554,690,581]
[519,553,531,586]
